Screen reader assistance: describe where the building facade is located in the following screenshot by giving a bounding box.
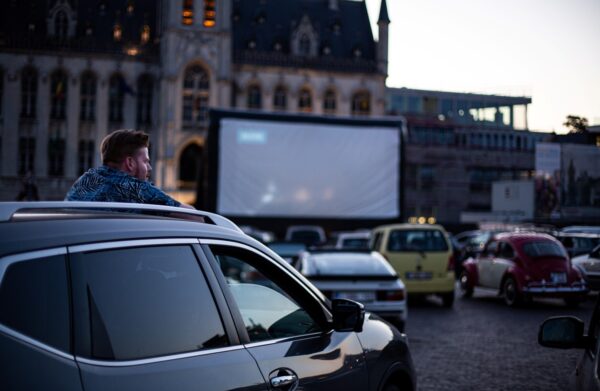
[0,0,389,202]
[387,88,551,223]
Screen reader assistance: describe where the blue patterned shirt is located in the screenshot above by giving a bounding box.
[66,166,181,207]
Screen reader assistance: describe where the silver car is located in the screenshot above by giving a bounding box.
[294,250,407,332]
[572,244,600,290]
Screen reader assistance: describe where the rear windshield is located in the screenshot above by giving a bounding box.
[307,253,393,276]
[387,229,448,252]
[290,231,322,245]
[268,243,306,257]
[341,238,369,249]
[522,241,566,258]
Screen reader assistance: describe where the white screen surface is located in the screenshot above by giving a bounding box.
[217,118,400,218]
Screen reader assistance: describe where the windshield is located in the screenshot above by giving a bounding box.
[522,241,566,258]
[387,229,449,252]
[290,231,322,245]
[341,238,369,249]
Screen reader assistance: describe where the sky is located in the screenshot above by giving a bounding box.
[364,0,600,133]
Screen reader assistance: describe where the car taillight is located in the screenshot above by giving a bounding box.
[447,254,455,271]
[377,290,404,301]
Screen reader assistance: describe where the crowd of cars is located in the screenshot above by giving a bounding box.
[2,200,599,389]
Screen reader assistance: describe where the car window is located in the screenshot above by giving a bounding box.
[209,245,322,343]
[305,253,393,276]
[498,242,515,259]
[484,241,499,256]
[341,238,369,249]
[387,229,449,252]
[0,254,69,352]
[522,241,565,258]
[70,245,228,361]
[290,230,322,245]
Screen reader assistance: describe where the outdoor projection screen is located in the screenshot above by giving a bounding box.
[217,118,401,218]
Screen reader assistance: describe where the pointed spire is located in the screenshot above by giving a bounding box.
[378,0,390,24]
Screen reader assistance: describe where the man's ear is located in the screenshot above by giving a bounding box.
[123,156,136,173]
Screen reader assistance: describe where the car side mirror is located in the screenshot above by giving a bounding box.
[332,299,365,333]
[538,316,589,349]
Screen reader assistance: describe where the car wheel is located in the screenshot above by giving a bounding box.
[503,277,520,307]
[564,298,580,308]
[459,271,473,298]
[382,383,401,391]
[442,291,454,307]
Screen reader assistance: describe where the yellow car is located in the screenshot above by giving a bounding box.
[371,224,455,307]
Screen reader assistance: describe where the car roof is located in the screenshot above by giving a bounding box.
[0,201,249,257]
[495,232,557,244]
[373,223,447,232]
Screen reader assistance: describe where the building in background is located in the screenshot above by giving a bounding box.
[0,0,389,202]
[386,87,550,224]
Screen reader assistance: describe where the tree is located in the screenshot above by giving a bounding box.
[563,115,588,134]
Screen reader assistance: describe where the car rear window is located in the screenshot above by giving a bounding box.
[522,241,566,258]
[307,253,394,276]
[387,229,448,252]
[290,231,322,245]
[341,238,369,249]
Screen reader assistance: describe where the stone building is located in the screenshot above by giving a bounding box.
[0,0,389,202]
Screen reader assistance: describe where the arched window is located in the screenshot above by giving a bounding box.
[137,74,153,126]
[179,143,203,190]
[247,85,262,109]
[108,74,125,123]
[80,71,96,122]
[323,89,336,113]
[55,11,68,39]
[50,70,68,120]
[182,0,194,25]
[182,65,210,129]
[351,91,371,116]
[298,88,312,112]
[20,67,38,119]
[299,34,310,56]
[273,86,287,111]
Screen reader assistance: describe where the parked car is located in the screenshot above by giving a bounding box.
[0,202,416,391]
[294,250,407,332]
[562,226,600,235]
[371,224,455,307]
[266,241,307,264]
[538,296,600,390]
[572,244,600,290]
[460,232,588,307]
[554,232,600,258]
[334,230,371,250]
[238,225,275,243]
[285,225,327,246]
[453,230,503,277]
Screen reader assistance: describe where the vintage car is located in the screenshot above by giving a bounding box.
[459,232,587,307]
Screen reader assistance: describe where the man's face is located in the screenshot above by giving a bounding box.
[126,147,152,181]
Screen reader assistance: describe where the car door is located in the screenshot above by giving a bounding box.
[0,249,82,391]
[575,298,600,390]
[68,239,267,391]
[491,242,515,289]
[477,240,498,288]
[202,240,370,391]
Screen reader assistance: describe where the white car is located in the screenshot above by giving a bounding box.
[294,250,407,332]
[571,244,600,290]
[334,231,371,249]
[285,225,327,246]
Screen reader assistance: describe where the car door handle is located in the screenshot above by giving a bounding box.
[270,374,297,388]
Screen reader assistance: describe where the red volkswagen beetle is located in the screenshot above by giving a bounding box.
[459,232,588,306]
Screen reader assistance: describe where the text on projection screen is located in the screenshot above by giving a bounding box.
[217,118,400,218]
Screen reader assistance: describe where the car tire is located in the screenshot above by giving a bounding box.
[503,277,521,307]
[459,271,474,298]
[442,291,454,307]
[382,383,401,391]
[564,298,581,308]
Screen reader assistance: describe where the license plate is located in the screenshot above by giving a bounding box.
[551,272,567,284]
[405,271,433,280]
[333,291,376,302]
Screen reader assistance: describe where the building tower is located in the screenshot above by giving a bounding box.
[377,0,390,76]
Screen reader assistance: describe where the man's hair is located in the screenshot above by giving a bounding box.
[101,129,149,165]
